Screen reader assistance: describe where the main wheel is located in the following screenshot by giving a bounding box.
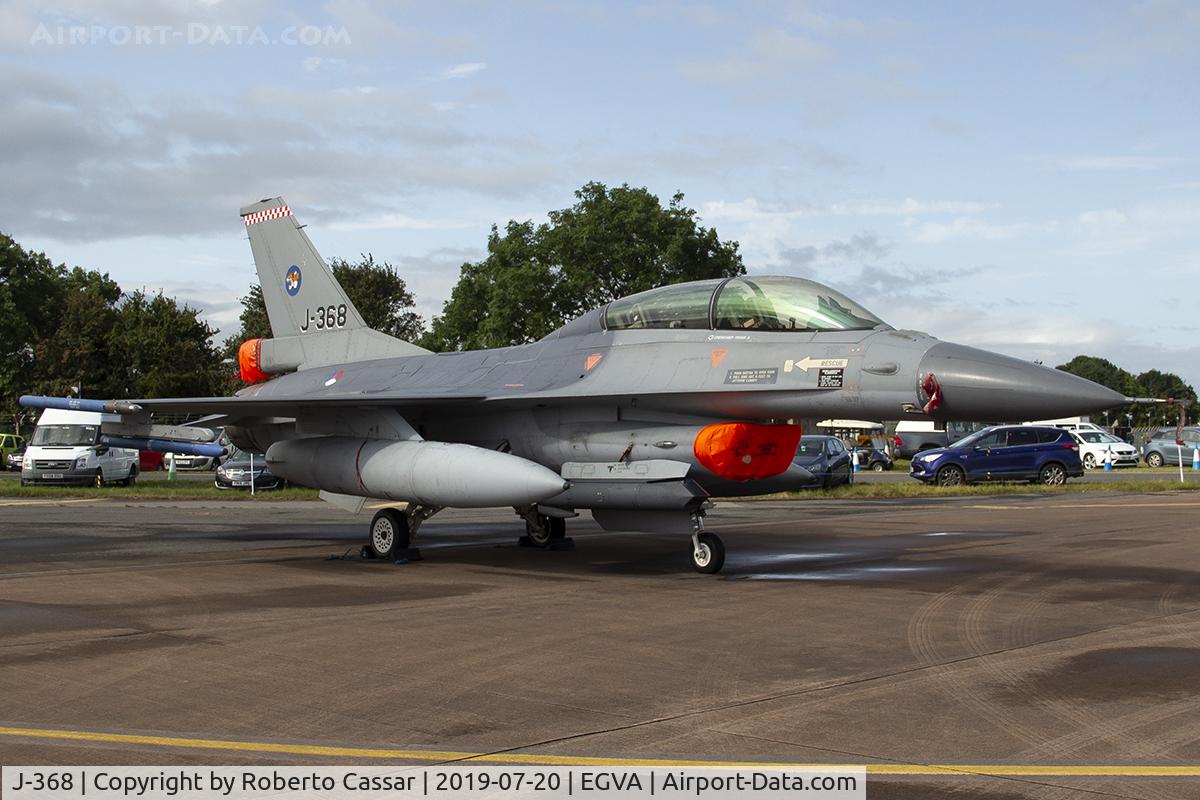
[690,532,725,574]
[523,513,566,548]
[1082,452,1096,469]
[935,464,965,486]
[1039,462,1067,486]
[368,508,410,560]
[1146,451,1164,468]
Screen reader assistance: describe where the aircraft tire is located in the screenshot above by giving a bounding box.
[690,532,725,574]
[523,513,565,547]
[368,508,410,560]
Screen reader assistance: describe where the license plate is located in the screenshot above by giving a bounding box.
[42,473,63,479]
[232,480,251,487]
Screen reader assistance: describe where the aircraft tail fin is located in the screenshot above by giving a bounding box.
[238,197,429,370]
[240,197,367,338]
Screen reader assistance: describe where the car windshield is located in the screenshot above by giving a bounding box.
[30,424,98,446]
[949,428,997,449]
[795,437,827,455]
[1078,431,1120,444]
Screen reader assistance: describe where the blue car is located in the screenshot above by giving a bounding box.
[909,425,1083,486]
[793,435,853,488]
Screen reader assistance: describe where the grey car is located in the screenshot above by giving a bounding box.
[1143,426,1200,467]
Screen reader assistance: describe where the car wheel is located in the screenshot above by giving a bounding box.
[935,465,965,487]
[1146,451,1164,468]
[871,461,885,472]
[1039,462,1067,486]
[1082,452,1096,469]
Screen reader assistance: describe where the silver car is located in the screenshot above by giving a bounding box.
[1143,426,1200,467]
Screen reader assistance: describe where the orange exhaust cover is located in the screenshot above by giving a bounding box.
[694,422,803,481]
[238,339,270,383]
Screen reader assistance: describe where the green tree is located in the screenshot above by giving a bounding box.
[421,182,745,351]
[1136,369,1198,427]
[109,291,224,399]
[329,254,424,340]
[1,235,69,429]
[1057,356,1199,427]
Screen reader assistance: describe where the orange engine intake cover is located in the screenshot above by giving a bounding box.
[693,422,803,482]
[238,338,270,383]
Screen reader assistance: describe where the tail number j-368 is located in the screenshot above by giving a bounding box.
[301,304,347,332]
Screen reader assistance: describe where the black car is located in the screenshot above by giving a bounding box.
[793,435,853,488]
[214,448,286,490]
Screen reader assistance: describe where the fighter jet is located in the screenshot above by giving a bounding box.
[21,198,1129,573]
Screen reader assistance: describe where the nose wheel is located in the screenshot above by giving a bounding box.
[690,531,725,574]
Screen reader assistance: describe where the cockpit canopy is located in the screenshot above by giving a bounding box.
[603,276,886,333]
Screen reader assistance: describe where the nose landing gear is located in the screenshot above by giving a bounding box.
[690,531,725,574]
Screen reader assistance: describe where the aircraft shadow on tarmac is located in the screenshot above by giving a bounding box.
[244,521,1037,583]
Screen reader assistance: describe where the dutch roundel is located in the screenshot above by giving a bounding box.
[285,265,302,296]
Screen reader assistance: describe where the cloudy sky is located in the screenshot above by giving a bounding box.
[3,0,1198,388]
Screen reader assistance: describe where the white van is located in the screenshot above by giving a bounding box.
[21,408,139,487]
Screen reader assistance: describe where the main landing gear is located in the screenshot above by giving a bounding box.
[516,507,575,550]
[363,504,440,562]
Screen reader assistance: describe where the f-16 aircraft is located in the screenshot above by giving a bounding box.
[22,198,1129,573]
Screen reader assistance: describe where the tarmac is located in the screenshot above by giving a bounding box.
[1,493,1199,799]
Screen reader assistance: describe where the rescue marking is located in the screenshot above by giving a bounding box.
[585,353,603,371]
[784,356,849,373]
[242,205,292,226]
[0,726,1195,776]
[710,348,728,368]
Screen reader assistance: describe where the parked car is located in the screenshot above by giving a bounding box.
[893,420,991,459]
[6,445,25,471]
[909,425,1083,486]
[793,435,853,488]
[1,433,25,469]
[1071,430,1139,469]
[1029,418,1105,435]
[214,448,285,490]
[1143,426,1200,467]
[139,450,164,472]
[165,451,218,471]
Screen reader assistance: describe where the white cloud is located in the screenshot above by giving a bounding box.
[325,213,474,232]
[1043,155,1184,171]
[440,62,487,79]
[829,198,993,216]
[909,217,1059,244]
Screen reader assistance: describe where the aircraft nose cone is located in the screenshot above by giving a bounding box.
[919,342,1128,422]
